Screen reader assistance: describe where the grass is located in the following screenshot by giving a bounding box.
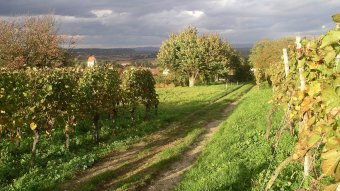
[176,86,304,191]
[106,128,204,191]
[106,84,254,190]
[62,83,254,191]
[0,83,246,191]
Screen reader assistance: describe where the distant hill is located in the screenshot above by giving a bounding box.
[235,47,251,57]
[233,44,253,49]
[70,47,158,60]
[233,44,252,57]
[70,45,252,61]
[134,47,159,52]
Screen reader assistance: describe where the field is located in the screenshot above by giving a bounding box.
[1,79,338,191]
[0,83,252,191]
[176,86,303,191]
[0,4,339,191]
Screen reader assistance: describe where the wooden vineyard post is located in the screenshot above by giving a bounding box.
[283,48,289,77]
[296,36,311,177]
[282,48,294,133]
[298,68,306,91]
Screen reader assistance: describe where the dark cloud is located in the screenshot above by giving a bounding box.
[0,0,338,47]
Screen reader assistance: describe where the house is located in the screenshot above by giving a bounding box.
[87,55,96,67]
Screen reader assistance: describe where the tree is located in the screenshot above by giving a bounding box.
[248,38,294,86]
[199,34,231,83]
[231,53,253,82]
[0,14,74,69]
[157,27,202,87]
[157,27,240,87]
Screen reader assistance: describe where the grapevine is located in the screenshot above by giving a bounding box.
[0,66,158,160]
[266,19,340,190]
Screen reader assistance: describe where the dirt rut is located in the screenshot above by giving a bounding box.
[61,86,250,191]
[144,100,240,191]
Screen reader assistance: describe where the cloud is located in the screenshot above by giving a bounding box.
[183,10,204,18]
[0,0,339,48]
[91,9,112,18]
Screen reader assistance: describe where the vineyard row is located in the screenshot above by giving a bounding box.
[0,66,159,161]
[266,26,339,190]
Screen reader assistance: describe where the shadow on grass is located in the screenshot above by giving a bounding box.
[0,84,252,191]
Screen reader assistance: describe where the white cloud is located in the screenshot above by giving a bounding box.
[209,0,236,7]
[0,0,337,47]
[183,10,205,18]
[218,0,236,6]
[91,9,113,18]
[55,15,92,23]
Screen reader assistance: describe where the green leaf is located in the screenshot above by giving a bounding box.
[321,30,340,48]
[322,87,340,111]
[307,133,320,147]
[308,81,321,96]
[298,58,306,68]
[324,50,336,65]
[334,76,340,87]
[332,13,340,23]
[336,87,340,96]
[47,85,52,92]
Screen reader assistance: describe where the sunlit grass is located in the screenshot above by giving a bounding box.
[0,83,246,191]
[176,86,302,191]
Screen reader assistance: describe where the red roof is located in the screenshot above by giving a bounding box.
[88,56,95,62]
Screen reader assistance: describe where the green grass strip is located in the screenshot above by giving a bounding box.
[176,86,302,191]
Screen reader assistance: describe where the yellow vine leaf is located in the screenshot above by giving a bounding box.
[321,149,340,180]
[307,116,316,126]
[323,183,339,191]
[301,97,313,114]
[307,133,320,147]
[308,82,321,96]
[30,122,37,130]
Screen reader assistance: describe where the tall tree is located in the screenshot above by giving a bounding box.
[0,14,75,69]
[199,34,232,83]
[157,27,241,87]
[157,27,202,87]
[249,38,294,86]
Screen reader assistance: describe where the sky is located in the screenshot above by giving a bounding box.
[0,0,339,48]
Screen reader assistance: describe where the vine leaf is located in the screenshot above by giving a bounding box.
[323,51,336,67]
[30,122,37,130]
[307,133,320,147]
[324,183,339,191]
[320,30,340,48]
[321,148,340,180]
[322,87,340,111]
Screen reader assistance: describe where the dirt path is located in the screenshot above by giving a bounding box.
[61,122,186,190]
[144,100,241,191]
[61,86,251,191]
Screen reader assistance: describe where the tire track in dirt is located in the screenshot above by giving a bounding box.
[60,85,252,191]
[144,97,244,191]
